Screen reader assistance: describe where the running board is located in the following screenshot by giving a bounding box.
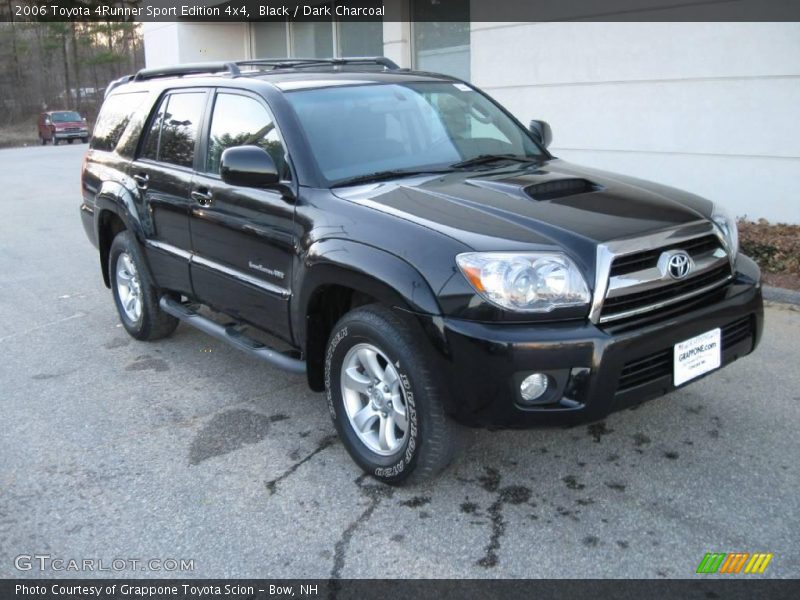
[159,297,306,375]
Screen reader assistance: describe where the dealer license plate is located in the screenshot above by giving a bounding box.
[674,328,721,386]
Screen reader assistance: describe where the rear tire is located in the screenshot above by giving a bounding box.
[325,305,461,484]
[53,138,59,146]
[82,137,89,144]
[39,135,46,146]
[108,231,178,341]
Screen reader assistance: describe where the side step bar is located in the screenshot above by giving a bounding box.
[159,297,306,375]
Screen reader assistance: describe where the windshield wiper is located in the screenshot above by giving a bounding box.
[332,168,454,188]
[450,154,538,169]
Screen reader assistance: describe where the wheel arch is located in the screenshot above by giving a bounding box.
[295,239,443,391]
[94,183,144,288]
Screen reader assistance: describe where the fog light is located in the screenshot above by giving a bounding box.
[520,373,549,403]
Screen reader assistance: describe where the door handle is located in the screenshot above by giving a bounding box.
[191,189,213,207]
[133,173,149,189]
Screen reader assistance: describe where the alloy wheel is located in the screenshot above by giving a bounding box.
[340,343,410,456]
[115,252,143,323]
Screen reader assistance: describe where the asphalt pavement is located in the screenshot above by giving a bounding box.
[1,144,798,579]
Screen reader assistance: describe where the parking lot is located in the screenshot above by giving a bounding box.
[1,144,798,579]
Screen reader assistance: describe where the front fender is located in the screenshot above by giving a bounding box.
[292,238,442,346]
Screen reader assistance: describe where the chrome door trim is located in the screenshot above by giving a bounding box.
[147,239,192,260]
[145,240,291,298]
[191,254,291,298]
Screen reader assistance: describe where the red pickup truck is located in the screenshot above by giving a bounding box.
[38,110,90,145]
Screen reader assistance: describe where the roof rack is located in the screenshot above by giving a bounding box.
[236,56,401,71]
[133,62,241,82]
[123,57,400,87]
[105,74,135,97]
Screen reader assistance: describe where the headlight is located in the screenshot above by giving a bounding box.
[711,204,739,256]
[456,252,590,312]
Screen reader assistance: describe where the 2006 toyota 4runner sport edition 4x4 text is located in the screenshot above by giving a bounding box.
[80,57,763,484]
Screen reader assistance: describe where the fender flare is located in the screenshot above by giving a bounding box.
[93,181,145,286]
[292,238,442,347]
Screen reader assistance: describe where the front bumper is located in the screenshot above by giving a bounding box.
[54,130,88,139]
[428,255,763,428]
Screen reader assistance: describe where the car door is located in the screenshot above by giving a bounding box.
[189,89,297,342]
[130,89,208,296]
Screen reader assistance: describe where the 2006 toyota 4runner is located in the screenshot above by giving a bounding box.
[80,57,763,484]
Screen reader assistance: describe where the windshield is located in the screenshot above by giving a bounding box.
[51,111,82,123]
[284,82,545,184]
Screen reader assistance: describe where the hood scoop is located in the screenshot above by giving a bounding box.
[525,178,601,201]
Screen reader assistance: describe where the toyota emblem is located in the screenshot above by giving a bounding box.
[659,250,693,280]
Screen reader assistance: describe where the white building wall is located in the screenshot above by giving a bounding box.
[142,23,182,67]
[471,22,800,223]
[176,23,250,63]
[383,21,412,68]
[142,22,250,68]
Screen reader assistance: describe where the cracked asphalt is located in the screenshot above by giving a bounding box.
[1,145,799,579]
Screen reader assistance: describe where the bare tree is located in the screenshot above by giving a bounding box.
[71,22,82,110]
[0,18,144,124]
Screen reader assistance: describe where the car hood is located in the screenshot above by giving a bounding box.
[53,121,84,128]
[333,159,714,258]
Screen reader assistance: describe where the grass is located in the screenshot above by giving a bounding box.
[0,122,41,149]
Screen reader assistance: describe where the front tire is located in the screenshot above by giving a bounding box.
[67,138,74,144]
[325,305,460,484]
[108,231,178,341]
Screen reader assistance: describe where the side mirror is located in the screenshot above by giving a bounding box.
[44,118,51,126]
[220,146,280,188]
[528,120,553,149]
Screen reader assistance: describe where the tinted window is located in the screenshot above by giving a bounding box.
[291,21,333,58]
[140,94,166,161]
[206,93,290,179]
[285,82,543,182]
[91,92,147,152]
[139,92,204,167]
[157,93,205,168]
[413,0,470,80]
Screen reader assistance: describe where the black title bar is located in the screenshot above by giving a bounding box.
[3,579,800,600]
[3,0,800,22]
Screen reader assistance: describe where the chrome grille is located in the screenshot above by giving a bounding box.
[590,221,733,326]
[609,234,721,277]
[601,264,731,319]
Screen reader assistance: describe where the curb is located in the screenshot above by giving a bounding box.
[763,285,800,306]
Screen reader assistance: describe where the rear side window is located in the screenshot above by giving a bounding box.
[139,91,205,168]
[140,95,166,161]
[91,92,147,152]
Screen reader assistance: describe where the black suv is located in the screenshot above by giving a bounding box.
[81,57,763,483]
